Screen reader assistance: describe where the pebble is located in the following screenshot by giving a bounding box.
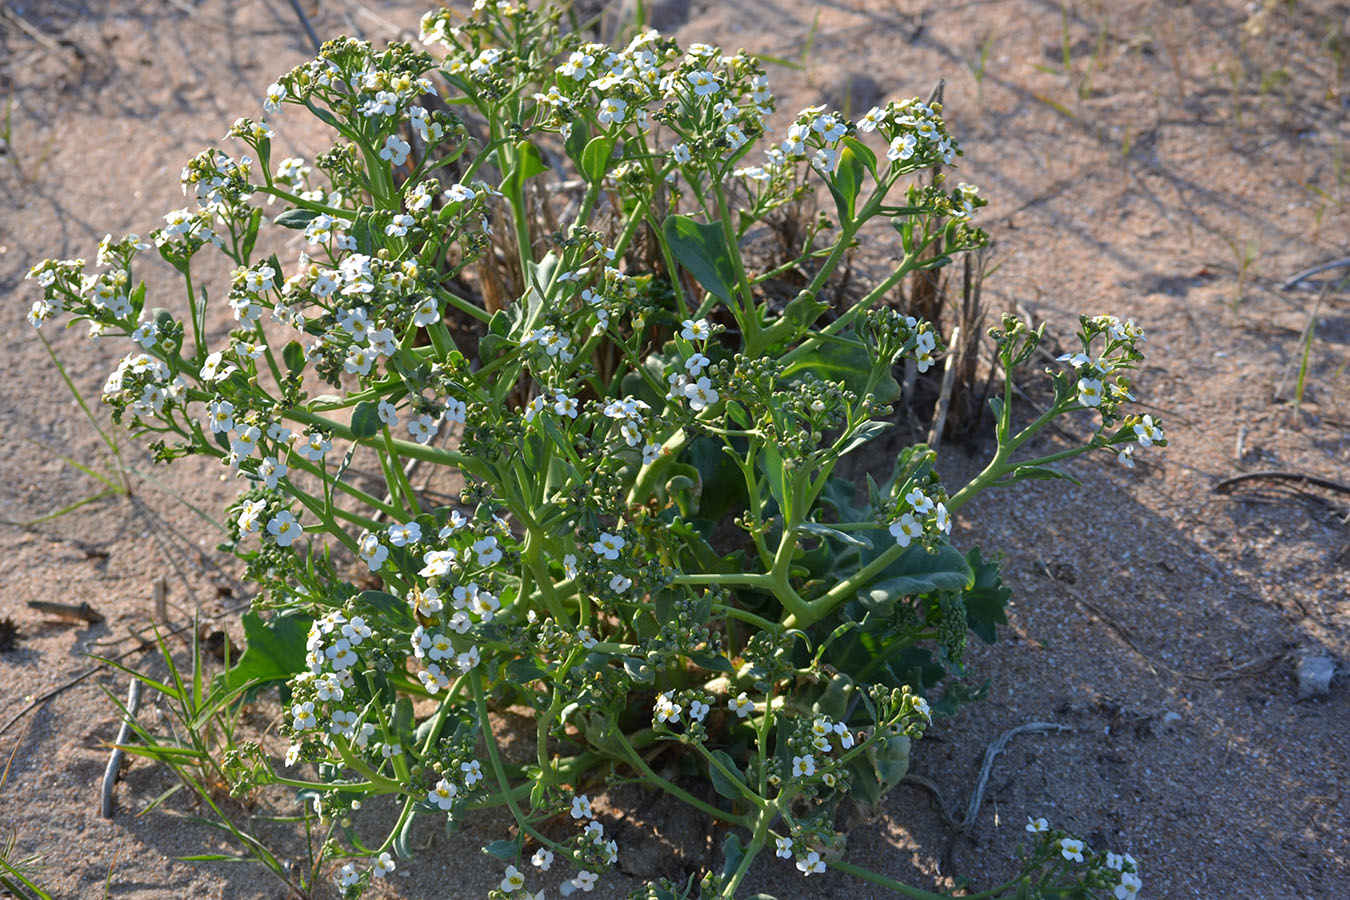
[1295,654,1335,699]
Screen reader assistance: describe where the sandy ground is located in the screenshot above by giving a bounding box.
[1,1,1347,899]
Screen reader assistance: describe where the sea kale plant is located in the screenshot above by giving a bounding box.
[26,3,1160,899]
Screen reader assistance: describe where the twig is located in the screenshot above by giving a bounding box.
[285,0,322,53]
[1233,425,1247,466]
[926,326,961,453]
[0,5,66,54]
[903,721,1073,833]
[0,600,249,740]
[1214,470,1350,497]
[152,577,167,623]
[1039,559,1284,682]
[100,677,143,819]
[1281,257,1350,290]
[26,600,105,624]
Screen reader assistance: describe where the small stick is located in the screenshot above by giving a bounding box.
[26,600,105,624]
[152,577,167,623]
[1214,470,1350,497]
[902,721,1072,833]
[0,5,66,54]
[927,326,961,453]
[1281,257,1350,290]
[285,0,322,53]
[1233,425,1247,466]
[100,677,142,818]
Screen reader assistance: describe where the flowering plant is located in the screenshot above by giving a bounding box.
[27,3,1160,899]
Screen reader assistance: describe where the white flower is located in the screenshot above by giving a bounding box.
[654,692,681,725]
[888,133,917,161]
[609,574,632,593]
[263,81,287,114]
[291,701,316,730]
[905,487,934,514]
[597,96,627,124]
[911,695,931,721]
[297,432,331,461]
[372,852,395,877]
[501,865,526,892]
[385,213,415,237]
[729,693,754,718]
[237,498,266,535]
[934,503,951,534]
[1026,816,1049,833]
[680,318,711,341]
[418,660,452,691]
[267,510,303,547]
[473,536,503,566]
[444,183,475,204]
[379,134,411,167]
[387,520,422,547]
[775,836,793,858]
[684,377,719,411]
[1133,414,1163,446]
[791,755,815,777]
[1059,837,1085,862]
[857,105,886,132]
[796,851,825,876]
[412,296,440,326]
[455,646,480,672]
[531,847,554,870]
[1115,871,1142,900]
[592,532,624,560]
[571,794,592,820]
[1117,445,1136,468]
[409,413,439,444]
[573,871,598,892]
[1106,852,1124,871]
[889,513,923,547]
[689,699,710,721]
[259,455,285,493]
[1077,377,1104,408]
[671,142,691,164]
[686,69,721,96]
[337,863,360,887]
[428,778,457,810]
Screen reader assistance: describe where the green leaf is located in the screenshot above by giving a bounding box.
[274,208,319,229]
[782,335,900,405]
[963,547,1010,644]
[836,420,891,457]
[662,214,737,303]
[483,839,518,861]
[354,589,415,629]
[564,119,591,165]
[708,749,748,800]
[502,139,549,195]
[623,657,654,684]
[218,611,313,693]
[795,521,873,550]
[1002,464,1082,486]
[833,143,865,215]
[580,135,616,184]
[856,544,974,614]
[688,651,735,673]
[841,136,878,177]
[350,400,381,439]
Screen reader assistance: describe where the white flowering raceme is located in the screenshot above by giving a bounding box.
[28,6,1159,899]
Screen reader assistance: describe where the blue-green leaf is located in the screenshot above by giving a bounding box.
[856,544,974,613]
[219,611,312,693]
[662,214,737,303]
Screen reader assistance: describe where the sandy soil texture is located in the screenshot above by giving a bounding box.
[1,1,1347,899]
